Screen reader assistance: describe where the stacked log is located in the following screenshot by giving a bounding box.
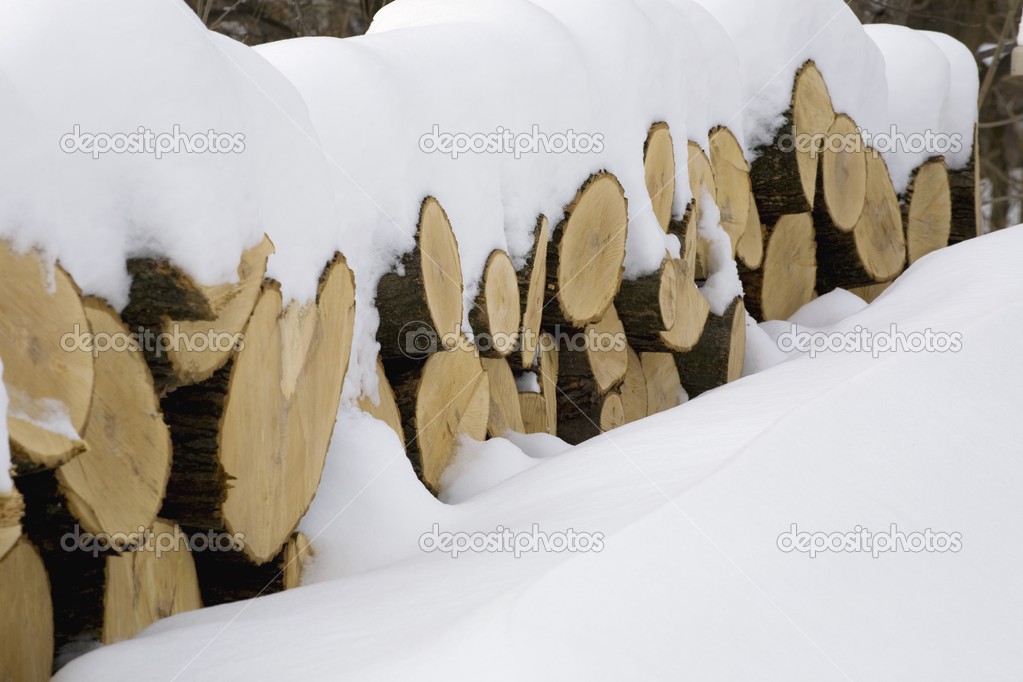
[749,61,836,223]
[814,146,906,294]
[740,213,817,321]
[904,158,953,265]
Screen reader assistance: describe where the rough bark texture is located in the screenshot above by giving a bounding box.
[675,298,745,398]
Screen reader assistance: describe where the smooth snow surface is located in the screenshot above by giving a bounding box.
[56,226,1023,681]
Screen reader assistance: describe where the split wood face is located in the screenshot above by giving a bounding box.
[644,122,676,232]
[820,114,867,231]
[165,235,274,386]
[482,357,525,437]
[554,173,628,327]
[101,519,202,644]
[0,490,22,560]
[854,152,905,283]
[762,213,817,321]
[57,298,171,540]
[471,249,521,358]
[357,358,405,446]
[519,216,549,370]
[620,345,648,425]
[218,255,356,564]
[420,197,464,344]
[640,352,684,416]
[792,61,837,207]
[710,126,752,255]
[0,538,53,682]
[737,192,765,270]
[905,159,952,265]
[0,240,93,469]
[414,346,489,492]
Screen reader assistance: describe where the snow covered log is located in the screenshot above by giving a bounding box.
[749,61,836,223]
[640,352,685,416]
[616,257,708,352]
[122,236,273,395]
[740,213,817,321]
[543,173,629,329]
[815,150,906,293]
[376,197,464,359]
[384,345,489,493]
[0,241,93,470]
[709,127,752,255]
[904,159,953,266]
[470,250,521,359]
[191,531,310,607]
[675,297,746,398]
[160,255,355,564]
[0,537,52,682]
[482,358,525,437]
[516,216,550,370]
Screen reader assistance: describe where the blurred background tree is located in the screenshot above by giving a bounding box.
[197,0,1023,233]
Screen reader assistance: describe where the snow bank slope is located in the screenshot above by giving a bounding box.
[57,226,1023,681]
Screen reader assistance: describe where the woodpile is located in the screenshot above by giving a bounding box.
[1,238,355,674]
[0,49,974,677]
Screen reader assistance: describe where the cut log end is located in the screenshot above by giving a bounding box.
[748,214,817,321]
[519,216,550,369]
[644,122,676,232]
[550,173,629,327]
[640,352,685,416]
[101,519,202,644]
[1,241,93,470]
[905,159,952,265]
[0,538,53,682]
[709,127,752,254]
[56,298,172,539]
[792,61,837,207]
[471,250,521,358]
[820,114,867,231]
